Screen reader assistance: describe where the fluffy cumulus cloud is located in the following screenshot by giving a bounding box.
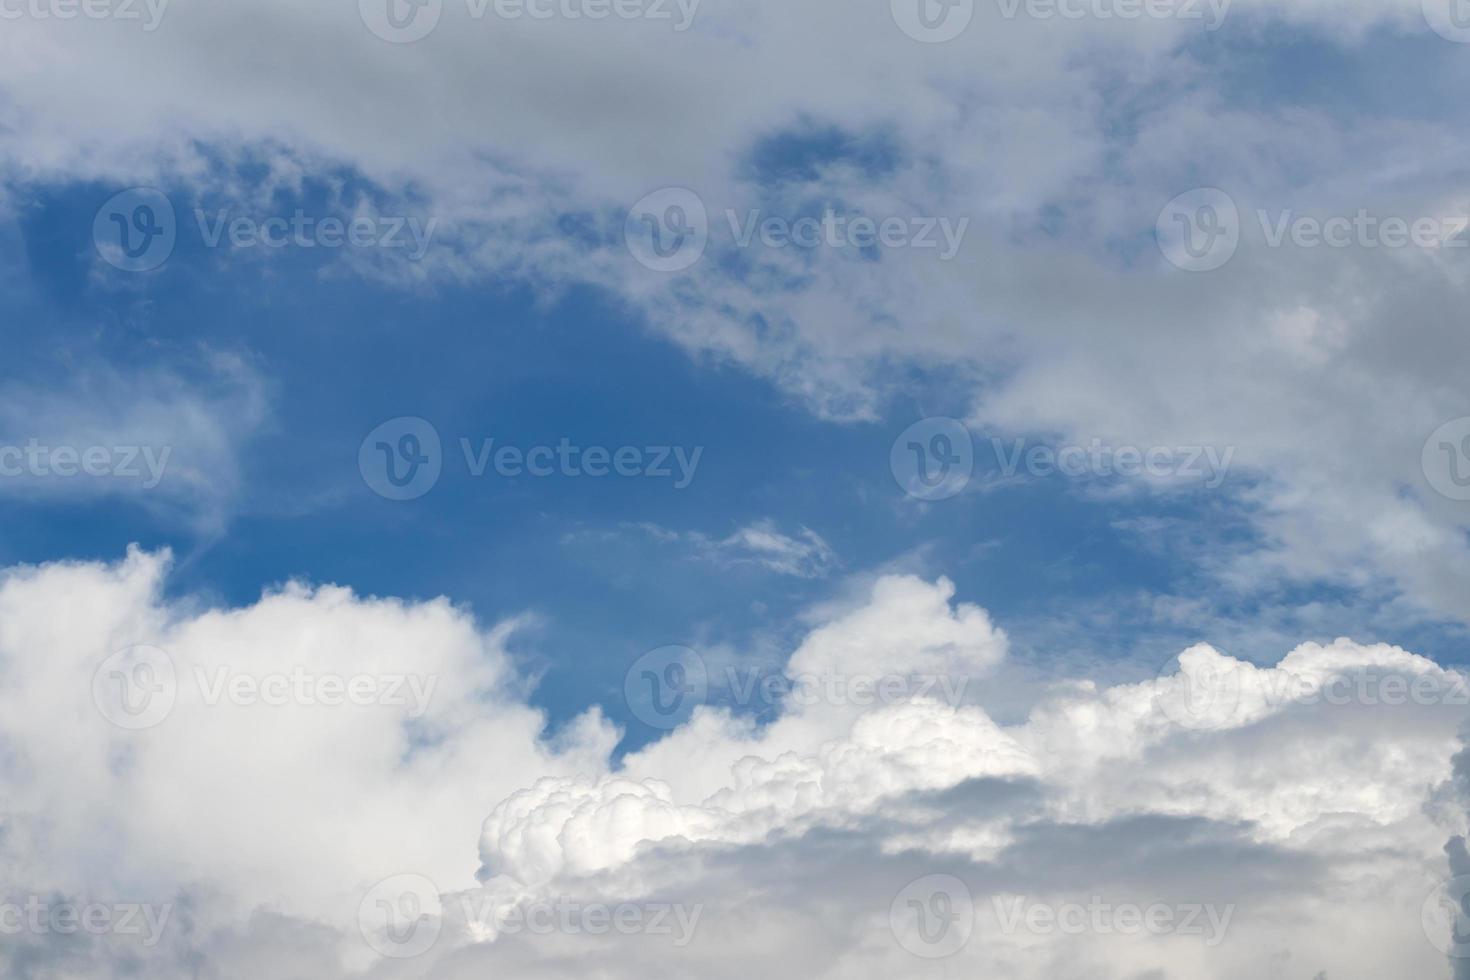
[1,550,1467,977]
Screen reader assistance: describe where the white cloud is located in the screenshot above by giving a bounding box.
[0,553,1465,977]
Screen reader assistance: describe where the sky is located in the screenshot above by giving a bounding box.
[3,0,1470,977]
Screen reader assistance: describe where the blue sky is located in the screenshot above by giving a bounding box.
[9,4,1470,976]
[6,151,1469,756]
